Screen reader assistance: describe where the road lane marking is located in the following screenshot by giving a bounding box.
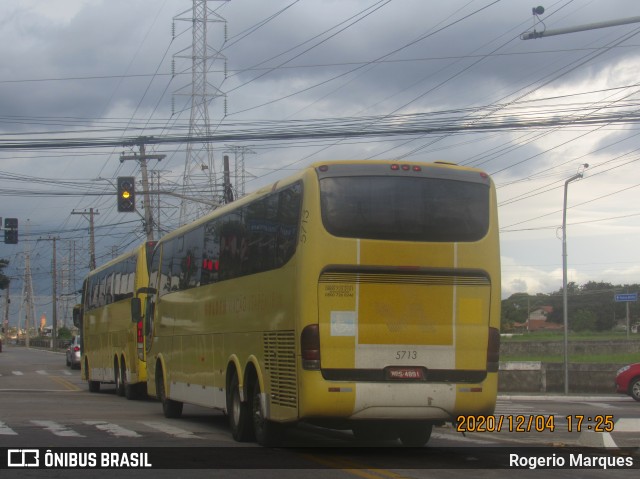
[49,375,82,391]
[31,420,84,437]
[84,421,142,438]
[614,418,640,431]
[0,421,18,435]
[12,371,23,376]
[300,453,410,479]
[140,421,202,439]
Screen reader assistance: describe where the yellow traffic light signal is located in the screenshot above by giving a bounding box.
[117,177,136,212]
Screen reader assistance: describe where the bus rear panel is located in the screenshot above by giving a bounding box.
[297,162,500,430]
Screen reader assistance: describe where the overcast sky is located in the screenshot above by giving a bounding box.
[1,0,640,325]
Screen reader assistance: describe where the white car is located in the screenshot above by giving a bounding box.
[65,335,81,369]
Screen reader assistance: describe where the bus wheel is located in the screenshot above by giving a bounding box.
[226,373,253,442]
[398,422,432,447]
[251,377,283,447]
[122,360,138,400]
[115,360,125,397]
[87,359,100,393]
[157,366,183,419]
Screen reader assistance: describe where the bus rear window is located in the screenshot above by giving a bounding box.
[319,176,490,242]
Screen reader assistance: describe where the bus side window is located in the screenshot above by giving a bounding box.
[180,226,203,290]
[277,183,302,266]
[160,240,175,296]
[202,219,221,286]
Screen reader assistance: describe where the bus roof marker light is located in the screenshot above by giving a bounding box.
[401,165,410,171]
[390,164,400,171]
[318,165,329,172]
[413,166,422,172]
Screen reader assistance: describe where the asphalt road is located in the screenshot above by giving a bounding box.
[0,344,638,478]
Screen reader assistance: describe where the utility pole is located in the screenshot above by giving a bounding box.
[71,208,99,270]
[150,170,165,239]
[21,225,35,348]
[561,164,588,395]
[3,288,9,338]
[120,138,166,241]
[38,236,60,349]
[60,240,76,329]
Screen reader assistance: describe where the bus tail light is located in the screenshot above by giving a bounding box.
[301,324,321,370]
[487,327,500,373]
[136,320,144,361]
[137,321,144,344]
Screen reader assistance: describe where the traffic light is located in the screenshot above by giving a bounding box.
[117,176,136,212]
[4,218,18,244]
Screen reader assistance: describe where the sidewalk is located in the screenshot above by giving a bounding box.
[498,393,630,402]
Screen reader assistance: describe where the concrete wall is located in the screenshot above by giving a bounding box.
[498,339,639,393]
[498,362,626,394]
[501,339,640,357]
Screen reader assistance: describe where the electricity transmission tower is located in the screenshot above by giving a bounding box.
[173,0,229,226]
[224,145,254,199]
[19,224,35,347]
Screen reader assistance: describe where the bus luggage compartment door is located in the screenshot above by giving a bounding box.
[317,268,492,380]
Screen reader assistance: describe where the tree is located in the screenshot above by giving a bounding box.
[57,326,72,340]
[571,309,598,332]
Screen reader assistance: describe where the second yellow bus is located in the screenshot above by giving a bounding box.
[76,241,156,399]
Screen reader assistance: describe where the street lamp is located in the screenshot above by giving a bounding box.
[562,163,588,395]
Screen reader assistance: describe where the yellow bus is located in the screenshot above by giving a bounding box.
[75,241,156,399]
[134,160,500,446]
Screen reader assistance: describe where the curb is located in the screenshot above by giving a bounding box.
[498,394,630,402]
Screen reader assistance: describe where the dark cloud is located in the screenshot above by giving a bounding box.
[1,0,640,303]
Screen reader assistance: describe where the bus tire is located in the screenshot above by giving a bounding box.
[121,359,139,400]
[398,422,432,447]
[251,377,283,447]
[226,373,253,442]
[86,359,100,393]
[124,383,139,400]
[157,365,183,418]
[115,359,125,397]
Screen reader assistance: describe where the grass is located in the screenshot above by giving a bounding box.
[500,331,640,363]
[501,331,640,341]
[501,353,639,364]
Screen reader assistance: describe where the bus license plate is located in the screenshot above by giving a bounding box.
[386,366,425,380]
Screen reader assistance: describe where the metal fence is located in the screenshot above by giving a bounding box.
[10,338,70,351]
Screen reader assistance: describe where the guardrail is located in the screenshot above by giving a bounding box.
[9,338,70,351]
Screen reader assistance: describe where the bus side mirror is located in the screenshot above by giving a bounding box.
[131,298,142,323]
[72,305,83,328]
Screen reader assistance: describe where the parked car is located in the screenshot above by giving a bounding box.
[615,363,640,401]
[65,335,81,370]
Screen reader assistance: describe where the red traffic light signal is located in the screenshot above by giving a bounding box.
[117,177,136,213]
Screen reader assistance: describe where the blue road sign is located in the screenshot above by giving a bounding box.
[614,293,638,302]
